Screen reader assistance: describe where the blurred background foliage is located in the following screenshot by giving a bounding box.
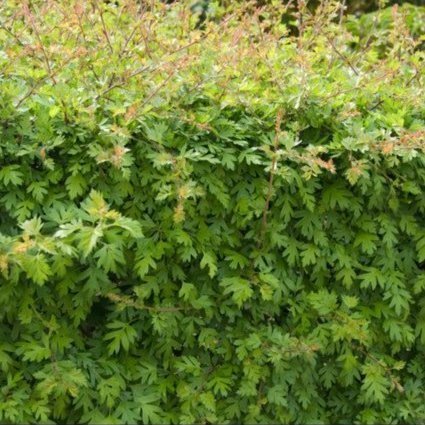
[180,0,425,38]
[183,0,425,14]
[176,1,425,23]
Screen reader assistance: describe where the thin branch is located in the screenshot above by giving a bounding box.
[259,110,283,247]
[325,33,359,76]
[95,13,236,100]
[24,3,57,85]
[339,0,346,25]
[105,292,186,313]
[0,23,25,46]
[97,2,114,54]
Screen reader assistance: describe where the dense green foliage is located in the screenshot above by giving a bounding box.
[0,0,424,423]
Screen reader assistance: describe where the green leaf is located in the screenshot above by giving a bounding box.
[104,321,138,354]
[200,251,218,277]
[95,243,125,272]
[22,254,51,285]
[354,232,378,255]
[342,295,359,309]
[175,356,201,376]
[0,165,24,186]
[267,385,288,407]
[301,244,319,267]
[20,217,43,236]
[322,184,352,210]
[98,376,126,408]
[78,226,103,258]
[178,282,197,301]
[133,389,163,424]
[308,289,338,315]
[135,255,156,278]
[416,232,425,262]
[224,250,249,269]
[113,216,143,238]
[361,363,389,404]
[66,174,87,199]
[359,268,385,290]
[220,277,253,307]
[27,181,48,202]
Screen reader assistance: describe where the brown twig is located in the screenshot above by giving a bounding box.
[259,110,283,248]
[24,2,57,85]
[95,12,235,100]
[97,1,114,54]
[325,33,359,76]
[105,292,186,313]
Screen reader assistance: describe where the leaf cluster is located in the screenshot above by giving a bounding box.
[0,0,424,423]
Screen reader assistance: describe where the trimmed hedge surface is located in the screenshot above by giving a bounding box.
[0,1,424,423]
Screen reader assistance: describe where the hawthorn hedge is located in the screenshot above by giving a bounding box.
[0,1,424,424]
